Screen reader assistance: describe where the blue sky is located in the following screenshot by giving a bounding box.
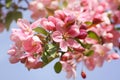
[0,1,120,80]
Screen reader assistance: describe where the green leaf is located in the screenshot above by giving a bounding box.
[54,62,62,73]
[63,0,68,7]
[33,27,48,36]
[42,54,59,68]
[85,50,94,56]
[115,27,120,31]
[6,0,12,8]
[117,5,120,10]
[44,43,58,58]
[85,21,93,26]
[84,43,92,49]
[13,11,22,21]
[5,11,22,30]
[5,11,13,30]
[75,38,85,48]
[87,31,101,43]
[41,53,48,63]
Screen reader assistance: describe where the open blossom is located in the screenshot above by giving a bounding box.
[8,18,43,69]
[8,44,24,63]
[61,61,76,79]
[84,44,109,70]
[29,0,60,20]
[52,31,80,52]
[23,36,42,54]
[40,17,56,31]
[20,53,43,69]
[107,53,120,61]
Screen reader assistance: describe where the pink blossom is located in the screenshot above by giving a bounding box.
[84,44,110,70]
[76,29,87,39]
[29,0,47,20]
[10,29,33,44]
[54,10,65,20]
[31,10,47,20]
[48,0,59,10]
[51,31,63,42]
[20,53,43,70]
[23,36,42,54]
[61,60,76,79]
[40,17,56,31]
[107,53,120,61]
[17,18,39,31]
[25,56,43,69]
[8,45,24,64]
[29,0,60,20]
[61,52,73,61]
[84,57,95,70]
[17,19,31,31]
[67,25,80,37]
[52,31,80,52]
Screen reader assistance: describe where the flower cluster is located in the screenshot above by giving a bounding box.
[8,0,120,79]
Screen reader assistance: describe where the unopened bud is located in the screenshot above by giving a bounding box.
[81,71,86,79]
[77,29,87,39]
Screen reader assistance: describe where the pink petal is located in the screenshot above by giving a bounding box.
[9,56,19,64]
[8,49,16,56]
[17,19,30,31]
[28,56,36,63]
[43,21,55,31]
[60,40,68,52]
[67,25,79,37]
[54,10,65,20]
[31,19,41,29]
[51,31,63,42]
[67,39,80,48]
[107,53,120,61]
[84,58,95,71]
[85,38,98,44]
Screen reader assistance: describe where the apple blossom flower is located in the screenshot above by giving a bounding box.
[107,53,120,61]
[8,44,24,64]
[61,60,76,79]
[29,0,60,20]
[23,36,43,54]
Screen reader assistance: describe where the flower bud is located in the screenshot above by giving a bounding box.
[81,71,86,79]
[93,18,102,24]
[60,52,73,61]
[76,29,87,39]
[80,25,87,30]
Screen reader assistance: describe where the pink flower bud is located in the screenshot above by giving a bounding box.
[93,18,102,24]
[76,29,87,39]
[80,25,87,30]
[61,52,73,61]
[81,71,86,79]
